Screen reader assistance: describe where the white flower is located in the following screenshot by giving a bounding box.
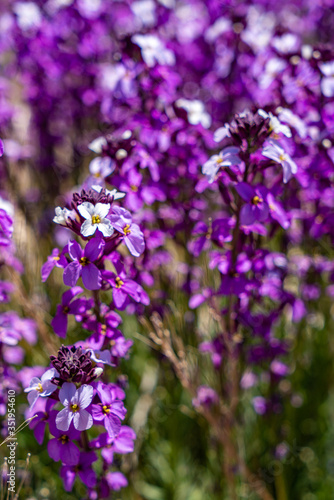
[91,185,126,200]
[272,34,299,54]
[53,207,73,226]
[88,136,107,154]
[132,34,175,67]
[78,202,113,237]
[13,2,42,30]
[319,61,334,98]
[205,17,231,43]
[0,196,14,218]
[202,147,241,183]
[131,0,156,27]
[259,58,287,89]
[176,99,212,129]
[258,109,291,138]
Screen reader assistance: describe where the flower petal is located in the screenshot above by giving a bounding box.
[73,409,93,431]
[77,202,95,219]
[56,408,72,431]
[63,262,81,287]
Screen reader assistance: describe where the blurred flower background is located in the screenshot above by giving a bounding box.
[0,0,334,499]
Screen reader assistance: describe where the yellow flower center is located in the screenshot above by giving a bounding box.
[37,383,43,393]
[216,157,224,164]
[101,324,107,335]
[53,256,60,261]
[80,257,89,266]
[130,185,138,192]
[279,153,286,162]
[123,224,131,235]
[70,404,79,413]
[115,276,124,288]
[93,172,101,178]
[60,435,69,444]
[102,405,111,414]
[92,215,101,224]
[252,195,262,205]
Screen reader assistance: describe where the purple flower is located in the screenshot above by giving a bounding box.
[24,368,58,409]
[192,386,218,408]
[267,194,290,229]
[29,398,56,445]
[92,382,126,439]
[236,183,269,226]
[48,411,81,466]
[56,383,94,432]
[77,202,113,237]
[90,426,136,464]
[202,147,241,183]
[106,472,128,491]
[108,206,145,257]
[262,140,297,183]
[63,238,104,290]
[60,451,97,492]
[103,262,149,310]
[41,248,68,282]
[51,287,88,338]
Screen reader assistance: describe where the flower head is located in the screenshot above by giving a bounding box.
[77,202,113,237]
[56,382,94,431]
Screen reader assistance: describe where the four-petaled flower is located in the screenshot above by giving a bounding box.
[236,183,269,226]
[51,286,90,338]
[202,147,241,183]
[56,382,94,432]
[47,410,81,466]
[92,382,127,439]
[77,202,113,237]
[63,239,104,290]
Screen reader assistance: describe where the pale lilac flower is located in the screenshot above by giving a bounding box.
[56,383,93,432]
[87,349,115,366]
[205,17,231,43]
[131,0,156,27]
[24,368,58,409]
[272,34,299,54]
[319,61,334,97]
[176,99,211,128]
[262,140,297,183]
[89,157,115,180]
[78,202,113,237]
[214,123,230,142]
[132,34,175,67]
[202,147,241,183]
[258,110,291,138]
[277,108,307,138]
[259,58,287,89]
